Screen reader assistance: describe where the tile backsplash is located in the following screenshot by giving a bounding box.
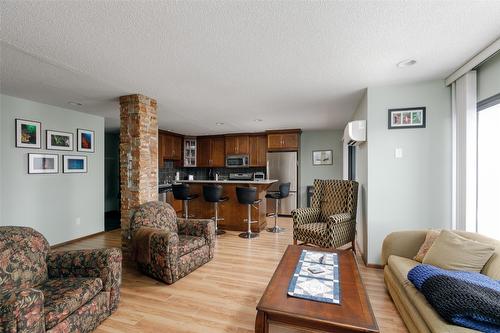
[159,161,266,183]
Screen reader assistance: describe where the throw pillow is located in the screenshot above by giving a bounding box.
[414,230,441,262]
[422,230,495,272]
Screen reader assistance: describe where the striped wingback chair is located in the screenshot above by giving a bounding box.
[292,179,359,251]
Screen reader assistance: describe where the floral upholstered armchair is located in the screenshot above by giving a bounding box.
[292,179,359,251]
[129,201,215,284]
[0,226,122,333]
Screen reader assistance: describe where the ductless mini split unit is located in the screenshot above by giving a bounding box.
[343,120,366,146]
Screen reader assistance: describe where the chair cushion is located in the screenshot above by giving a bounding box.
[178,235,206,257]
[296,222,327,242]
[38,277,103,329]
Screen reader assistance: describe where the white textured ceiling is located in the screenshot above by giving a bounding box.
[1,1,500,134]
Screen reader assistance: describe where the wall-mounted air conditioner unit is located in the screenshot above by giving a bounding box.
[343,120,366,146]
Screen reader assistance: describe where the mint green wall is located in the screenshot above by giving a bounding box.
[0,95,105,245]
[365,80,452,264]
[478,52,500,101]
[351,91,368,260]
[299,130,343,208]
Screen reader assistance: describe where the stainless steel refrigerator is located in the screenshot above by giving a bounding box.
[266,151,298,215]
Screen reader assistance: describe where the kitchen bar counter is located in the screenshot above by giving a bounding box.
[178,179,277,185]
[173,179,277,232]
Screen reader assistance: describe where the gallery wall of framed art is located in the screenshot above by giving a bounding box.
[1,94,105,244]
[14,119,96,175]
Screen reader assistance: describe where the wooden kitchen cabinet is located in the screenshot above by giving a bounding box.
[211,136,226,167]
[249,135,267,167]
[267,130,300,151]
[197,136,225,167]
[225,135,249,155]
[159,131,183,161]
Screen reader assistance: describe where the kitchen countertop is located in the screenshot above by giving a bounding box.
[177,179,278,185]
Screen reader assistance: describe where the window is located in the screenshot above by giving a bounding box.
[477,100,500,239]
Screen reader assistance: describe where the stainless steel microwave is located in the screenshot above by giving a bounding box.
[226,155,249,168]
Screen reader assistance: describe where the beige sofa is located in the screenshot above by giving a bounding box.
[382,230,500,333]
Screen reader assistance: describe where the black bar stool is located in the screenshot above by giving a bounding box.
[265,182,291,233]
[236,186,261,239]
[203,184,228,235]
[172,183,199,219]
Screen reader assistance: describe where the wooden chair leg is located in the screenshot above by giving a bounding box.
[293,239,297,245]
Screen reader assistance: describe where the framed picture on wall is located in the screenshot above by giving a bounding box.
[312,150,333,165]
[63,155,87,173]
[16,119,41,148]
[77,129,95,152]
[388,107,426,129]
[46,130,73,151]
[28,153,58,174]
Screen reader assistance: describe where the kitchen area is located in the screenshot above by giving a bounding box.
[158,130,300,233]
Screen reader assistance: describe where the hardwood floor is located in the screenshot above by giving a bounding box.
[55,217,408,333]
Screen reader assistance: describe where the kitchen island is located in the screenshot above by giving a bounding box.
[176,179,277,232]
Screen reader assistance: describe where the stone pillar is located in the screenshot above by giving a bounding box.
[119,94,158,251]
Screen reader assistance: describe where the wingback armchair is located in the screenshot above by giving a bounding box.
[292,179,358,251]
[129,201,215,284]
[0,226,122,333]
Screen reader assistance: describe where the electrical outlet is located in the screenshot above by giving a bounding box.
[395,148,403,159]
[75,217,81,225]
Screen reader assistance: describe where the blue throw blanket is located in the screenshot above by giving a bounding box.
[407,265,500,333]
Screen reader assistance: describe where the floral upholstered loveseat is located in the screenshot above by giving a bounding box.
[129,201,215,284]
[0,226,122,333]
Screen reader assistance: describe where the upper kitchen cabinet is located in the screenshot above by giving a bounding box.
[249,134,267,167]
[197,136,225,167]
[183,137,197,167]
[159,131,183,161]
[267,130,301,151]
[225,135,249,155]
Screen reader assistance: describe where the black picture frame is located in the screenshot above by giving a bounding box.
[46,130,74,151]
[312,150,333,165]
[28,153,59,174]
[388,107,426,129]
[15,118,42,148]
[77,128,95,153]
[63,155,88,173]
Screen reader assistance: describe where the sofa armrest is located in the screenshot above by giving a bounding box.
[46,248,122,312]
[381,230,427,265]
[0,288,45,333]
[291,207,321,227]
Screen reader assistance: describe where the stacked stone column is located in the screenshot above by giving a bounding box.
[119,94,158,251]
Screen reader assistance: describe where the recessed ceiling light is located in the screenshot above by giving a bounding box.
[397,59,417,68]
[254,118,263,122]
[68,101,83,106]
[215,122,224,126]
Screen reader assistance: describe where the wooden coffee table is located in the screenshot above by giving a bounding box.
[255,245,379,333]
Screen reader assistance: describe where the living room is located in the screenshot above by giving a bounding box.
[1,1,499,333]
